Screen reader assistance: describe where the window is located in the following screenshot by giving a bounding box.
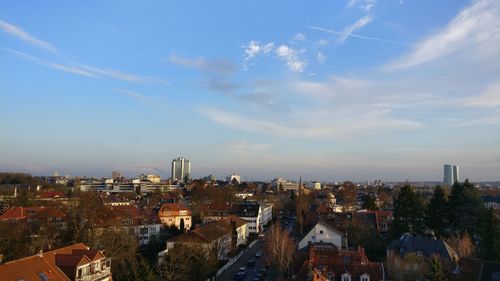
[320,230,324,234]
[360,274,370,281]
[128,228,135,235]
[381,222,387,231]
[140,227,148,234]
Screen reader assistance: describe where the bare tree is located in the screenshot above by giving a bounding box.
[446,233,474,258]
[265,223,296,278]
[159,243,217,281]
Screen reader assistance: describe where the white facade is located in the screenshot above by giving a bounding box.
[227,173,241,184]
[444,164,459,186]
[261,204,273,226]
[298,221,343,250]
[312,181,322,190]
[125,223,162,245]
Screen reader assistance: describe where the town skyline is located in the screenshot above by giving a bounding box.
[1,0,499,181]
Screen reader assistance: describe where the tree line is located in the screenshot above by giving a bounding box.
[391,180,500,261]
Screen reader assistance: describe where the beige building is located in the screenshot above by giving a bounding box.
[158,203,192,230]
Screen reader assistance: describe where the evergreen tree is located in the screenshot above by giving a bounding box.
[362,194,379,210]
[427,255,448,281]
[480,208,500,261]
[391,185,426,239]
[426,185,449,237]
[448,179,485,237]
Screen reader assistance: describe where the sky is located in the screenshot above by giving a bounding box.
[0,0,499,182]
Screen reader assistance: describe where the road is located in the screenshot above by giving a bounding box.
[216,236,269,281]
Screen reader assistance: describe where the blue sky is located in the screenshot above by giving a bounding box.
[1,0,499,182]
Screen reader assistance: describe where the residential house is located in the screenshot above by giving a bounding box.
[0,206,67,229]
[302,243,384,281]
[233,202,262,234]
[449,257,500,281]
[108,205,162,246]
[202,201,268,234]
[298,221,343,250]
[0,243,111,281]
[158,203,192,230]
[160,216,248,261]
[386,234,459,281]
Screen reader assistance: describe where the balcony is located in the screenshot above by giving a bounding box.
[75,259,111,281]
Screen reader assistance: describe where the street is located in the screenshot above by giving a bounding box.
[216,236,269,281]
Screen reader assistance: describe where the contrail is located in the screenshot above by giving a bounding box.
[307,25,414,46]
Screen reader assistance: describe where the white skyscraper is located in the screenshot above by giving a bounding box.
[171,157,190,181]
[443,164,459,186]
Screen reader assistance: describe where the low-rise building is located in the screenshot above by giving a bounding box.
[158,203,192,230]
[160,216,247,261]
[303,243,384,281]
[0,206,67,229]
[0,243,111,281]
[298,221,343,250]
[386,234,459,281]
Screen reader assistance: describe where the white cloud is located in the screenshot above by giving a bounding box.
[243,40,275,61]
[275,44,306,73]
[0,19,57,53]
[387,0,500,70]
[338,15,373,43]
[317,52,326,63]
[293,33,306,42]
[347,0,358,8]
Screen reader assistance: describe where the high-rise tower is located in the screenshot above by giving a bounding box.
[171,157,190,181]
[443,164,459,186]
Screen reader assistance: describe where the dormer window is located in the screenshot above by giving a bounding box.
[341,273,351,281]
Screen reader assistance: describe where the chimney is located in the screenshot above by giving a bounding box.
[38,249,43,257]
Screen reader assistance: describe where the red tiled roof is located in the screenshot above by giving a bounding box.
[159,203,191,216]
[0,206,67,221]
[0,243,92,281]
[169,216,247,244]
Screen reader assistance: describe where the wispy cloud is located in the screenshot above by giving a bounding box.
[292,33,306,42]
[462,82,500,107]
[0,19,57,53]
[200,105,421,139]
[112,88,159,109]
[3,48,167,84]
[346,0,376,11]
[307,25,411,46]
[275,44,306,73]
[338,15,373,43]
[169,54,236,75]
[317,52,326,63]
[386,0,500,70]
[222,140,272,156]
[3,48,96,77]
[79,65,168,84]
